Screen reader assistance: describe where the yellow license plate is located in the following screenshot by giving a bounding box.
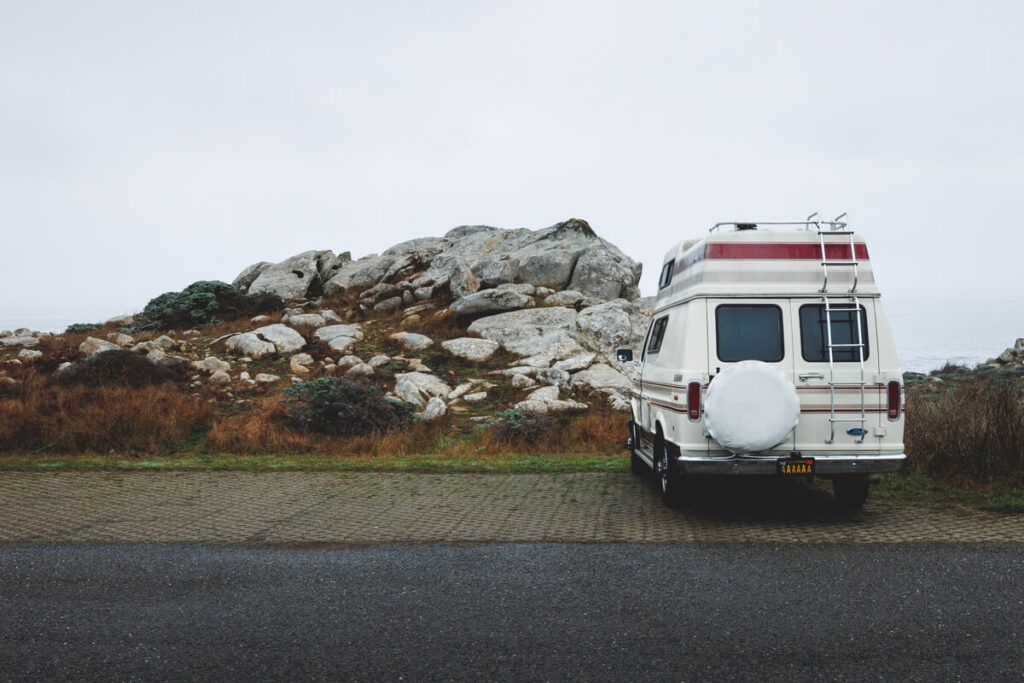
[777,458,815,476]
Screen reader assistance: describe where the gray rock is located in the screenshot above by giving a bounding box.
[448,382,475,400]
[224,333,277,358]
[529,386,560,403]
[209,370,230,386]
[1015,338,1024,355]
[315,324,364,343]
[79,337,120,355]
[322,255,382,297]
[535,368,571,388]
[247,250,324,301]
[511,374,537,389]
[394,372,453,407]
[105,313,136,326]
[462,391,487,403]
[447,259,480,299]
[570,363,632,393]
[374,297,402,313]
[289,353,315,375]
[14,328,32,337]
[368,355,391,368]
[553,352,597,372]
[568,242,642,301]
[450,287,536,316]
[254,373,280,384]
[321,309,342,324]
[576,300,634,354]
[0,336,39,348]
[192,357,231,374]
[390,332,434,351]
[18,349,42,360]
[107,333,135,347]
[998,348,1016,363]
[441,338,500,361]
[232,261,274,292]
[336,355,363,368]
[416,397,447,421]
[250,314,273,325]
[345,362,374,377]
[468,307,582,358]
[514,399,550,414]
[252,324,306,353]
[285,313,327,328]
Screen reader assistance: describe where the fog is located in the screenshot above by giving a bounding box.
[2,0,1022,328]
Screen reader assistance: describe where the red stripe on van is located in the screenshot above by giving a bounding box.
[705,243,869,261]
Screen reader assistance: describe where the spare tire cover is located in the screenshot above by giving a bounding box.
[703,360,800,454]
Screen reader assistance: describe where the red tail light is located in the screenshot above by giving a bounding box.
[687,381,702,421]
[887,380,901,420]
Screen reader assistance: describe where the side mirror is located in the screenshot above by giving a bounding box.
[616,348,633,362]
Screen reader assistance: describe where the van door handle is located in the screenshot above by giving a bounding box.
[799,373,825,381]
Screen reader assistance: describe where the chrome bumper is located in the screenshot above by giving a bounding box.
[675,453,907,476]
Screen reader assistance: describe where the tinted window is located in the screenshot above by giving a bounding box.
[715,305,784,362]
[799,304,870,362]
[646,316,669,355]
[658,260,675,289]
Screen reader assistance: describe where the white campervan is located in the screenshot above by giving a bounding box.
[622,215,906,509]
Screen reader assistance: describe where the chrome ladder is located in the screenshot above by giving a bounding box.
[811,212,867,444]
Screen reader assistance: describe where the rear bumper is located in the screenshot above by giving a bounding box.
[674,453,906,476]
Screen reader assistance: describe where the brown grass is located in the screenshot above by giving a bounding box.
[906,379,1024,485]
[0,372,213,454]
[480,406,628,455]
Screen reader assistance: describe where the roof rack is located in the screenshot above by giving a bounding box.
[708,211,849,233]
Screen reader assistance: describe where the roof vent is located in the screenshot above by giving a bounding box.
[735,223,757,231]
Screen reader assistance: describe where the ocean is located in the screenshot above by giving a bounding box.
[1,296,1020,375]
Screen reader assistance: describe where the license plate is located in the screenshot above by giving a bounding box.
[777,457,815,476]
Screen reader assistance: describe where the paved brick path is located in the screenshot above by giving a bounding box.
[1,472,1021,544]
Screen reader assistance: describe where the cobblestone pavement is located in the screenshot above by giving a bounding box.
[1,472,1021,544]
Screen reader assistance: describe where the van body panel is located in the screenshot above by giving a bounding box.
[632,224,906,480]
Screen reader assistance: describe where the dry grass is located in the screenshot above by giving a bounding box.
[906,379,1024,485]
[0,371,212,454]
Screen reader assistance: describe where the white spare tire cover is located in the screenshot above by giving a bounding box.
[703,360,800,454]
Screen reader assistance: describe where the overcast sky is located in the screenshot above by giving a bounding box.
[2,0,1022,324]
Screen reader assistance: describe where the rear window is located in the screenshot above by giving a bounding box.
[799,304,870,362]
[646,316,669,355]
[715,305,784,362]
[658,260,675,289]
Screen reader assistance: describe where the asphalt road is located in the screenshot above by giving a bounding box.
[1,544,1022,681]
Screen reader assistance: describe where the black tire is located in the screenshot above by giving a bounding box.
[833,476,870,510]
[654,430,686,509]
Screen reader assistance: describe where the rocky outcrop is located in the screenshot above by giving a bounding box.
[224,324,305,358]
[231,218,642,309]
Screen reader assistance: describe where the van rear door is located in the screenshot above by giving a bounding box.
[789,299,882,454]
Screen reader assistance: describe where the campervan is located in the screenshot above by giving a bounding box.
[621,214,905,509]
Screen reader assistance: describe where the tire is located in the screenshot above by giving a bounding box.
[654,430,686,509]
[833,476,870,510]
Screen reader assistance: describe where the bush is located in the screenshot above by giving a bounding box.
[64,323,100,334]
[131,281,281,331]
[490,408,556,445]
[57,350,185,388]
[906,379,1024,485]
[283,377,413,436]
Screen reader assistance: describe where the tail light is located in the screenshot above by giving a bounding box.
[687,381,702,421]
[887,380,902,420]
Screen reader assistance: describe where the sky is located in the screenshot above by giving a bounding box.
[2,0,1022,329]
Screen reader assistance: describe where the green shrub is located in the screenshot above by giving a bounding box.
[491,408,556,445]
[283,377,414,436]
[131,281,281,331]
[65,323,100,334]
[57,350,185,388]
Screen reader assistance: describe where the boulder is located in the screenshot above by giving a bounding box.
[209,370,230,386]
[570,363,632,394]
[247,250,326,301]
[336,355,363,369]
[368,355,391,368]
[225,333,277,358]
[285,313,327,328]
[575,300,634,355]
[232,261,274,291]
[511,374,537,390]
[390,332,434,351]
[107,333,135,347]
[462,392,487,403]
[289,353,315,374]
[18,349,42,361]
[450,285,536,316]
[467,307,582,359]
[345,363,374,377]
[568,243,643,301]
[192,357,231,374]
[416,397,447,421]
[393,372,453,407]
[553,352,597,372]
[254,373,280,384]
[252,324,305,353]
[79,337,120,355]
[441,338,500,361]
[0,336,38,348]
[448,382,475,400]
[105,313,136,326]
[535,368,570,388]
[543,290,599,308]
[374,297,402,313]
[315,324,364,342]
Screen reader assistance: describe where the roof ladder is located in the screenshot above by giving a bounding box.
[811,212,859,294]
[822,294,867,444]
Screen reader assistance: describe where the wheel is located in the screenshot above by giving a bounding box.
[654,430,687,509]
[833,476,870,510]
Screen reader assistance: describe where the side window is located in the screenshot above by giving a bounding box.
[646,316,669,355]
[658,260,675,289]
[799,304,870,362]
[715,305,784,362]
